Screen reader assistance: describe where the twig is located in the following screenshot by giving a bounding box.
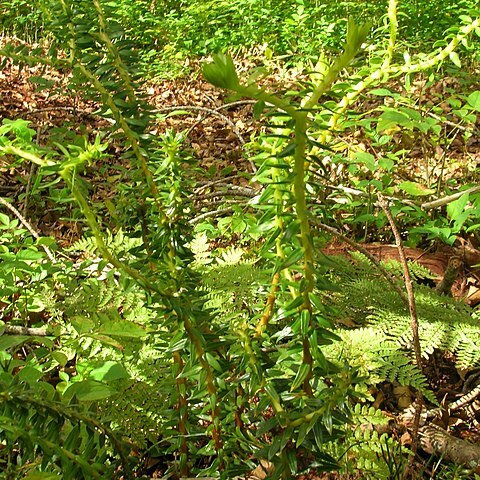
[3,325,48,336]
[154,105,246,145]
[196,174,247,190]
[196,184,257,196]
[0,197,56,263]
[420,185,480,210]
[314,221,408,304]
[154,104,258,172]
[427,110,479,133]
[377,194,422,368]
[189,207,234,224]
[195,189,256,201]
[319,182,480,212]
[426,383,480,419]
[14,106,92,117]
[419,424,480,467]
[195,175,254,195]
[215,100,256,111]
[377,193,424,463]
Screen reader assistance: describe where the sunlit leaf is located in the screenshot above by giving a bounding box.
[398,181,435,196]
[446,192,469,222]
[98,320,146,338]
[467,91,480,112]
[90,361,130,382]
[290,363,310,391]
[66,380,116,401]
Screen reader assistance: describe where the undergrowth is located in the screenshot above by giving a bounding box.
[0,0,479,478]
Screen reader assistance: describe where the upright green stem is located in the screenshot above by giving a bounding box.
[218,20,370,394]
[59,0,169,227]
[91,0,137,104]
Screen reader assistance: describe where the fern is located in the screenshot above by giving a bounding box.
[67,229,142,258]
[325,403,407,479]
[198,245,269,326]
[322,254,480,403]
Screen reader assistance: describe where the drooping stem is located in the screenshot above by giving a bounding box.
[328,11,479,135]
[60,166,169,297]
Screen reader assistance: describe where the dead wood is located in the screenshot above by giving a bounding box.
[420,424,480,467]
[435,255,462,295]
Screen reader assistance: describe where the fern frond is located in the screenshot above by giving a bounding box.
[322,253,480,405]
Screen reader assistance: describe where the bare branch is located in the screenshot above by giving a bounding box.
[0,197,56,263]
[154,105,246,145]
[3,325,49,336]
[189,207,234,224]
[377,193,424,461]
[421,185,480,210]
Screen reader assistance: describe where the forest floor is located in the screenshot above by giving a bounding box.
[2,45,480,478]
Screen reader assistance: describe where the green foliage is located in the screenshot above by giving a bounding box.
[326,404,408,479]
[0,0,479,477]
[323,253,480,400]
[0,2,362,476]
[0,0,47,41]
[2,0,478,78]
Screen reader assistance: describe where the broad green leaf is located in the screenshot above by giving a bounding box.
[87,333,124,349]
[18,366,43,384]
[0,213,10,225]
[447,193,469,222]
[398,181,435,196]
[377,110,412,132]
[66,380,115,401]
[452,211,470,233]
[90,361,129,382]
[98,320,146,338]
[467,91,480,112]
[354,151,376,171]
[378,156,394,171]
[0,335,29,350]
[71,316,95,334]
[51,351,69,367]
